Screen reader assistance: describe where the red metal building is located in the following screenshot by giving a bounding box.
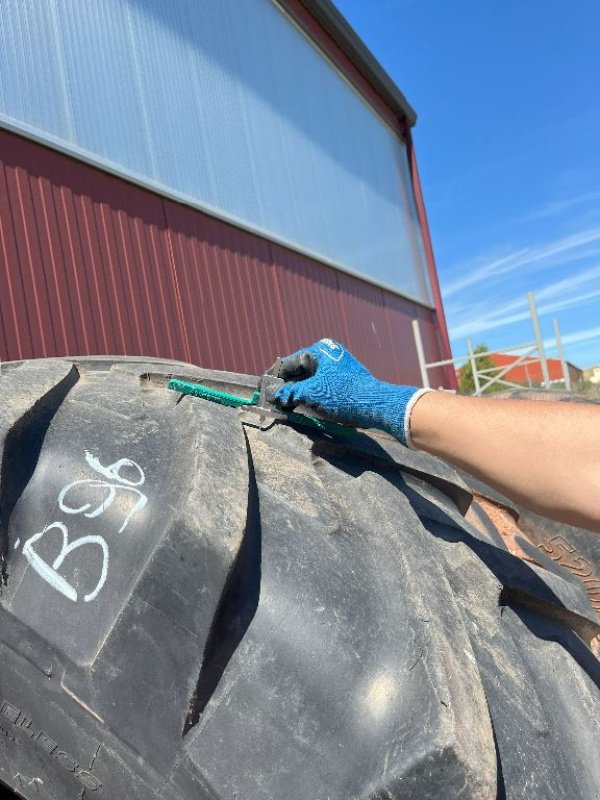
[488,353,583,387]
[0,0,455,388]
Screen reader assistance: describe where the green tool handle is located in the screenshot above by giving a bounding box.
[168,379,356,439]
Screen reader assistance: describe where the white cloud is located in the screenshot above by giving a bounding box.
[457,325,600,369]
[545,325,600,349]
[525,190,600,222]
[536,263,600,300]
[450,289,600,339]
[448,263,600,339]
[443,226,600,298]
[522,327,600,369]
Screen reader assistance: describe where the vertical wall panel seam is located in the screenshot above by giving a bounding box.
[4,165,35,357]
[160,199,193,364]
[223,238,254,374]
[217,238,246,372]
[57,185,92,353]
[217,238,242,369]
[79,197,110,352]
[268,240,291,354]
[130,214,160,356]
[97,202,128,353]
[238,244,262,371]
[334,269,352,347]
[0,162,24,358]
[382,293,403,385]
[47,176,80,354]
[27,172,62,355]
[145,211,176,359]
[188,232,217,368]
[89,199,123,352]
[37,178,71,354]
[114,211,145,353]
[233,237,258,370]
[127,210,159,355]
[0,165,22,357]
[197,225,223,367]
[106,208,138,354]
[200,231,231,370]
[374,284,399,383]
[67,184,103,353]
[14,167,48,356]
[165,221,197,362]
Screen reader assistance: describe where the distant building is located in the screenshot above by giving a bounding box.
[456,352,583,388]
[488,353,582,386]
[584,366,600,385]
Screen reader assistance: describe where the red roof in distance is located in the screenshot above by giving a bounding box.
[457,352,583,385]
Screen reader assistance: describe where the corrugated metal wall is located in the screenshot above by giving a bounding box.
[0,128,448,386]
[0,0,432,305]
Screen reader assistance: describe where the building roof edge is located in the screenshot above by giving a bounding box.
[280,0,417,127]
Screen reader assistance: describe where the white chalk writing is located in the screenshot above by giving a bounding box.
[19,450,147,603]
[58,451,147,533]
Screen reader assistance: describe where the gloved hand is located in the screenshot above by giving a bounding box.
[268,339,433,447]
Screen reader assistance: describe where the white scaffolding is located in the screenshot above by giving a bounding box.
[412,291,572,394]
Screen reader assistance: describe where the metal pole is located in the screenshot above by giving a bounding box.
[528,291,550,388]
[412,319,430,388]
[467,338,482,396]
[553,317,571,392]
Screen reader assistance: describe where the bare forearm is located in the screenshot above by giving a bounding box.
[410,392,600,532]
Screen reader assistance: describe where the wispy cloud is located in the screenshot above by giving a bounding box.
[448,263,600,339]
[552,335,600,368]
[536,263,600,301]
[511,325,600,368]
[544,324,600,349]
[443,226,600,297]
[524,190,600,222]
[450,288,600,339]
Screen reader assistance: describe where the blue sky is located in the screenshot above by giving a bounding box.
[335,0,600,368]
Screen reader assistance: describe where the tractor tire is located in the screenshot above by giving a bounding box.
[462,388,600,658]
[0,358,599,800]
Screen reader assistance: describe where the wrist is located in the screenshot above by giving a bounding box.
[402,387,437,448]
[408,389,455,451]
[375,384,435,447]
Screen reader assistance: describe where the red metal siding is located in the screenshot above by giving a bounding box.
[383,293,439,387]
[164,202,286,376]
[0,128,449,387]
[0,129,190,363]
[334,271,397,384]
[415,305,448,389]
[269,243,348,354]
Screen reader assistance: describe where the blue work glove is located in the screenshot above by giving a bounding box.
[269,339,433,447]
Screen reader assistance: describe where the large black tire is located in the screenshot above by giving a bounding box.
[463,388,600,653]
[0,358,599,800]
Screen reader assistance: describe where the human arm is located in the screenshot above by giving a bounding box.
[272,339,600,533]
[410,391,600,533]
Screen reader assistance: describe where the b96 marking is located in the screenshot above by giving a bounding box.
[18,450,148,604]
